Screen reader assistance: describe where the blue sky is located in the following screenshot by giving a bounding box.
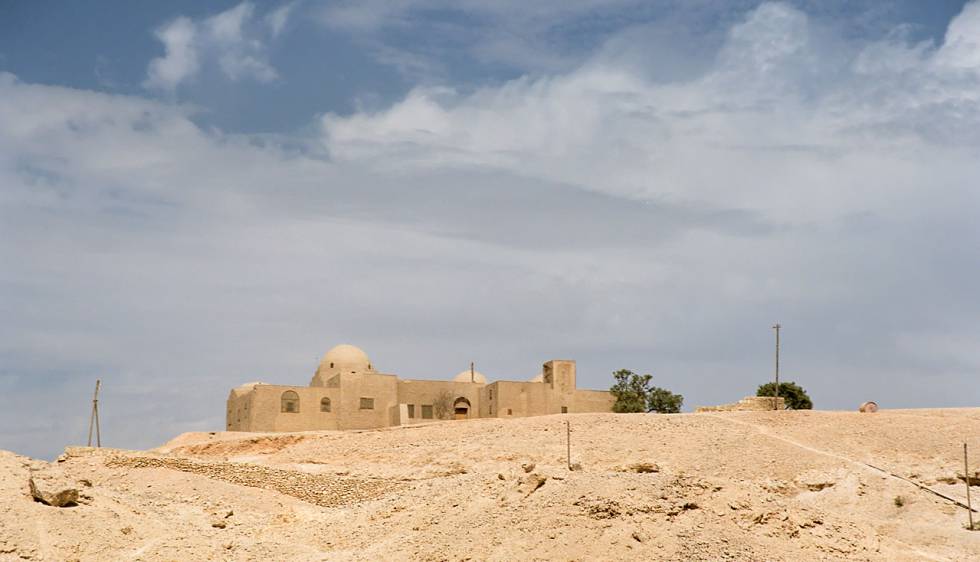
[2,1,980,459]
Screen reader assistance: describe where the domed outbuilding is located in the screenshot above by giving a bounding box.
[453,369,487,384]
[311,344,374,386]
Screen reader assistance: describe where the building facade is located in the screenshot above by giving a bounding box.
[226,344,615,432]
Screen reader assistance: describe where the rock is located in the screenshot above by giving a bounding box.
[521,462,536,473]
[517,473,548,497]
[29,475,79,508]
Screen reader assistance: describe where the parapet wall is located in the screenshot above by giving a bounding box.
[696,396,785,412]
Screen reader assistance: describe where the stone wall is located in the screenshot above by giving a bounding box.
[695,396,785,412]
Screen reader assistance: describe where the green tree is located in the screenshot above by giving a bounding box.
[756,381,812,410]
[647,386,683,413]
[609,369,652,413]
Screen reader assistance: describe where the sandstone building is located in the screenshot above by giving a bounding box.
[227,344,616,432]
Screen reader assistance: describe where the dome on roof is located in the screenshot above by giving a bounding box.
[318,344,373,374]
[453,369,487,384]
[236,381,267,390]
[529,372,544,382]
[231,381,266,397]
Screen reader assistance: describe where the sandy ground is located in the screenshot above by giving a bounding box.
[3,409,980,561]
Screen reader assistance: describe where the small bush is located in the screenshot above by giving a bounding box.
[647,386,683,414]
[609,370,683,413]
[893,495,905,508]
[757,381,813,410]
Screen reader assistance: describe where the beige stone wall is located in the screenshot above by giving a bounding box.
[486,381,547,417]
[696,396,785,412]
[572,389,617,412]
[227,385,342,432]
[333,373,399,430]
[396,379,483,422]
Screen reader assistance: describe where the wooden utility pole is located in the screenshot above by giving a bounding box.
[967,443,975,530]
[87,379,101,448]
[772,323,781,410]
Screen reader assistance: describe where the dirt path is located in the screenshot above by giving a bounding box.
[704,413,979,513]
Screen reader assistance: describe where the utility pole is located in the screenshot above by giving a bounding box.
[772,323,781,411]
[87,379,101,448]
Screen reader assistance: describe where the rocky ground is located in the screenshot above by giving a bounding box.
[3,409,980,561]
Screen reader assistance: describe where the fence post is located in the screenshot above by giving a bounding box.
[566,421,571,470]
[967,443,975,530]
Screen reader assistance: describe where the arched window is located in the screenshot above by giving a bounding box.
[281,390,300,413]
[320,397,331,412]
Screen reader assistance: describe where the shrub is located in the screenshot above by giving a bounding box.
[610,369,652,413]
[647,386,683,414]
[757,381,813,410]
[432,390,454,420]
[610,370,683,413]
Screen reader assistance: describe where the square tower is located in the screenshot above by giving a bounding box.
[542,360,576,393]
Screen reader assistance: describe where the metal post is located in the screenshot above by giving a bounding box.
[772,323,781,410]
[967,443,975,530]
[566,421,571,470]
[87,379,101,448]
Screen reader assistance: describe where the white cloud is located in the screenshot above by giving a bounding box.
[266,2,296,38]
[5,2,980,458]
[322,2,980,222]
[936,0,980,69]
[144,17,199,92]
[143,2,288,93]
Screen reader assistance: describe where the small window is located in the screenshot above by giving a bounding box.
[489,389,493,400]
[330,362,334,368]
[408,404,415,418]
[507,409,512,415]
[421,405,433,419]
[561,406,568,413]
[320,397,331,412]
[360,397,375,410]
[281,391,300,413]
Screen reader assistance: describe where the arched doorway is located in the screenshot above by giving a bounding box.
[453,397,471,420]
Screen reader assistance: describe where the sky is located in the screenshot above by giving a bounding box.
[1,0,979,460]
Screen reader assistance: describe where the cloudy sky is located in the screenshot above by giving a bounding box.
[2,1,979,459]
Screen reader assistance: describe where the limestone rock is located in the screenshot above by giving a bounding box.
[29,475,79,507]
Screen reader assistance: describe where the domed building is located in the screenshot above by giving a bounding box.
[227,344,615,432]
[452,369,487,384]
[311,344,375,386]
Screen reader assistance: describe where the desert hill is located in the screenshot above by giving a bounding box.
[3,409,980,561]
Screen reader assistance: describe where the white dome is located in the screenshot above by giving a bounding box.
[453,369,487,384]
[318,344,372,373]
[529,372,543,382]
[231,381,266,397]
